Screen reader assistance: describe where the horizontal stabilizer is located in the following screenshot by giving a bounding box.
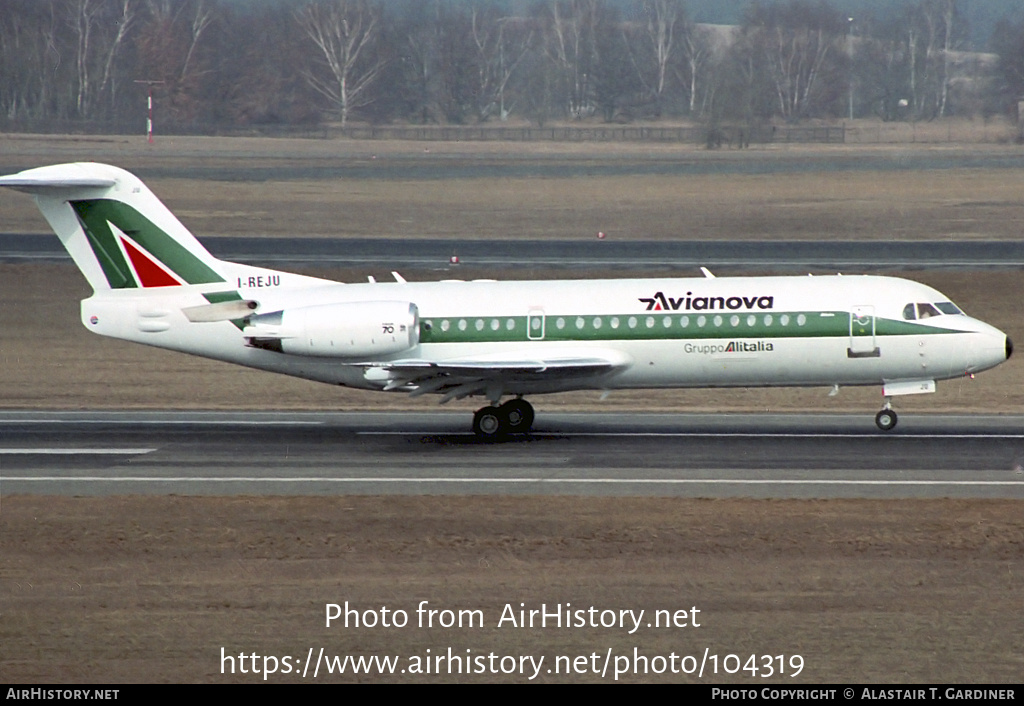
[0,164,117,192]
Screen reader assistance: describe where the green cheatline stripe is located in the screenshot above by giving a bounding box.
[419,311,961,344]
[71,199,224,288]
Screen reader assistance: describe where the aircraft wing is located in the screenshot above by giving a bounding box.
[360,348,632,401]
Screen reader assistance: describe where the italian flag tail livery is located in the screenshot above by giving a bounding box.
[0,162,227,292]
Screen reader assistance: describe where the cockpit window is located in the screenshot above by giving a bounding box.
[903,302,964,321]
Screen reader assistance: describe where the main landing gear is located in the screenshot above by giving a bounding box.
[472,398,535,440]
[875,399,898,431]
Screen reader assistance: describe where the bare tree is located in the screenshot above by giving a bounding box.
[640,0,682,109]
[97,0,136,114]
[394,3,440,124]
[678,21,718,116]
[297,0,385,126]
[713,22,776,123]
[992,17,1024,123]
[131,0,217,123]
[743,1,847,120]
[212,2,318,125]
[58,0,140,119]
[923,0,960,118]
[470,8,533,121]
[70,0,101,116]
[538,0,603,119]
[433,2,478,123]
[180,0,212,83]
[0,1,64,120]
[853,14,913,121]
[386,0,473,124]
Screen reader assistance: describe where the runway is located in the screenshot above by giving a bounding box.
[4,233,1024,269]
[3,411,1024,498]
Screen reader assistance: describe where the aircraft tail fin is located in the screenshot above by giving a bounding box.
[0,162,227,292]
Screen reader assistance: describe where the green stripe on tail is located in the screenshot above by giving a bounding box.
[71,199,224,289]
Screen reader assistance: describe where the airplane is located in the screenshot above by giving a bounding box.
[0,162,1012,438]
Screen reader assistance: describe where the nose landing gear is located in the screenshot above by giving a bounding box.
[875,398,898,431]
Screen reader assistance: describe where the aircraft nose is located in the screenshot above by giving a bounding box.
[1007,336,1014,361]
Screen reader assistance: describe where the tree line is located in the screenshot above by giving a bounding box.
[2,0,1024,134]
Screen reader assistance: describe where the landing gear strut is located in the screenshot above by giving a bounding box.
[472,398,535,439]
[875,399,898,431]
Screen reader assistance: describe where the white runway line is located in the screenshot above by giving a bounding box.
[0,448,156,455]
[5,476,1024,486]
[359,431,1024,439]
[1,419,322,426]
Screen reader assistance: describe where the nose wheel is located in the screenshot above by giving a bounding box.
[875,407,898,431]
[472,398,535,439]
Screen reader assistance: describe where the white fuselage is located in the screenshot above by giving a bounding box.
[80,272,1008,397]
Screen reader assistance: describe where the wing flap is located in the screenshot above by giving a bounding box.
[382,356,617,375]
[359,348,632,399]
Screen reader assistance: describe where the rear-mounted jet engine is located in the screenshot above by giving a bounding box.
[244,301,419,357]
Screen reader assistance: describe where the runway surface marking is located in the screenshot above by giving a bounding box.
[6,476,1024,486]
[0,448,156,455]
[361,431,1024,439]
[0,419,323,426]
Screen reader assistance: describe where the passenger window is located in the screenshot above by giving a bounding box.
[917,303,941,319]
[902,303,916,321]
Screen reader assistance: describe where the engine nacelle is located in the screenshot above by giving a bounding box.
[243,301,419,358]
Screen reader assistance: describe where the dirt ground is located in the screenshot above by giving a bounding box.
[1,136,1022,683]
[2,496,1022,683]
[3,133,1024,243]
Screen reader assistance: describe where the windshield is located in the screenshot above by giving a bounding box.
[902,302,964,320]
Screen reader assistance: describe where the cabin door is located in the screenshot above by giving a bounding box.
[848,305,880,358]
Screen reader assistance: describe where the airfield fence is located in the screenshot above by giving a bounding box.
[6,118,1018,144]
[336,124,846,145]
[0,119,844,145]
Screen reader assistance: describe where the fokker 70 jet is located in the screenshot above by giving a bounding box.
[0,163,1012,437]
